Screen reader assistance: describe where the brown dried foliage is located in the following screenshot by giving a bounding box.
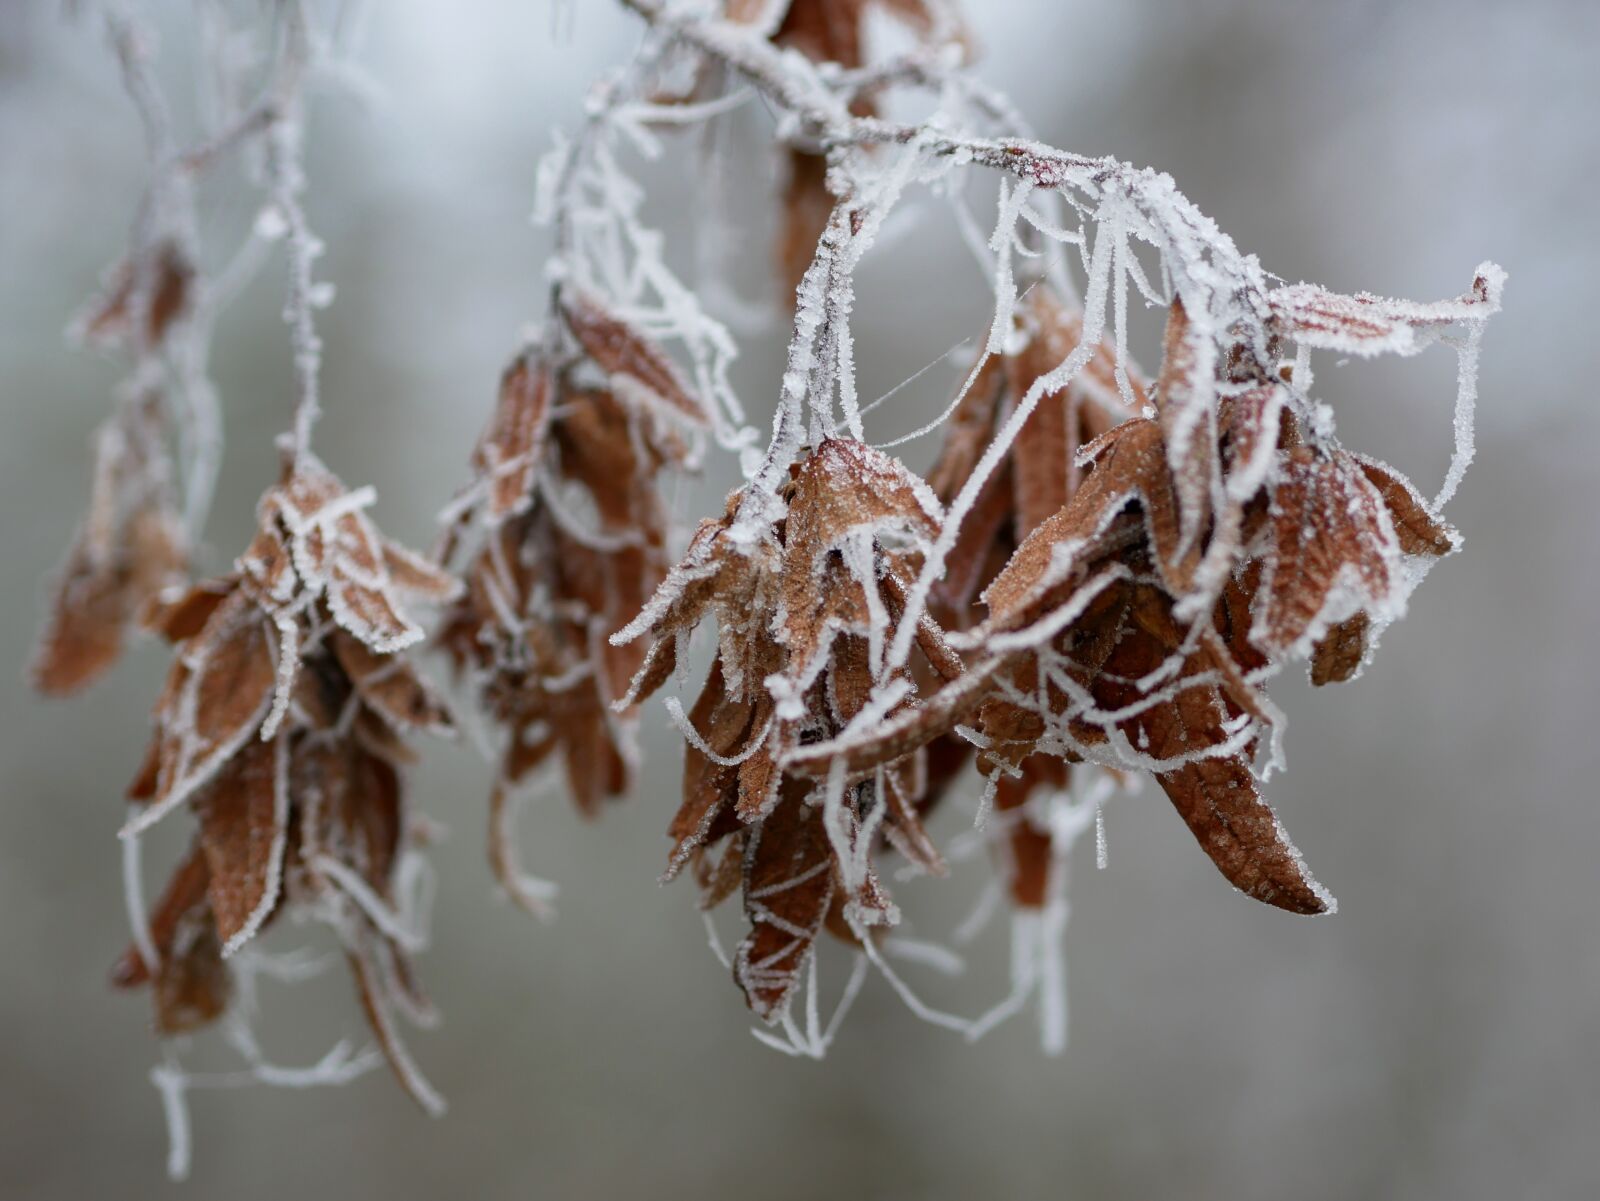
[32,394,187,694]
[773,287,1461,922]
[115,453,456,1109]
[941,298,1460,914]
[34,235,198,698]
[443,306,709,911]
[910,285,1144,910]
[619,438,960,1020]
[599,268,1460,983]
[41,0,1490,1113]
[77,239,195,354]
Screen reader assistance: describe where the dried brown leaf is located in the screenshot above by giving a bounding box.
[331,630,454,736]
[472,354,552,523]
[734,781,835,1021]
[79,240,194,352]
[1352,455,1458,557]
[1157,753,1331,915]
[561,290,710,429]
[194,733,288,954]
[111,844,233,1035]
[1309,611,1371,686]
[1257,448,1399,654]
[32,403,187,695]
[141,589,277,817]
[1266,266,1503,357]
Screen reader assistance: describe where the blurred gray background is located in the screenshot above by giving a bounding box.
[3,2,1598,1198]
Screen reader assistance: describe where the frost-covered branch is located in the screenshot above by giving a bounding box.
[586,0,1501,1041]
[33,0,1504,1177]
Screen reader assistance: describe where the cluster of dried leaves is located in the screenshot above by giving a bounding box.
[600,267,1463,1022]
[439,290,712,911]
[28,5,469,1119]
[33,0,1498,1149]
[32,243,196,696]
[109,452,459,1110]
[946,292,1462,916]
[612,437,962,1017]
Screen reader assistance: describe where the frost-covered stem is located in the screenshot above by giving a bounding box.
[121,819,160,994]
[104,1,175,161]
[614,0,1281,667]
[262,0,322,462]
[178,99,282,174]
[621,0,853,131]
[173,230,275,539]
[622,0,1267,320]
[528,28,760,469]
[548,75,629,270]
[738,200,852,524]
[267,126,323,461]
[102,3,206,535]
[95,0,322,542]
